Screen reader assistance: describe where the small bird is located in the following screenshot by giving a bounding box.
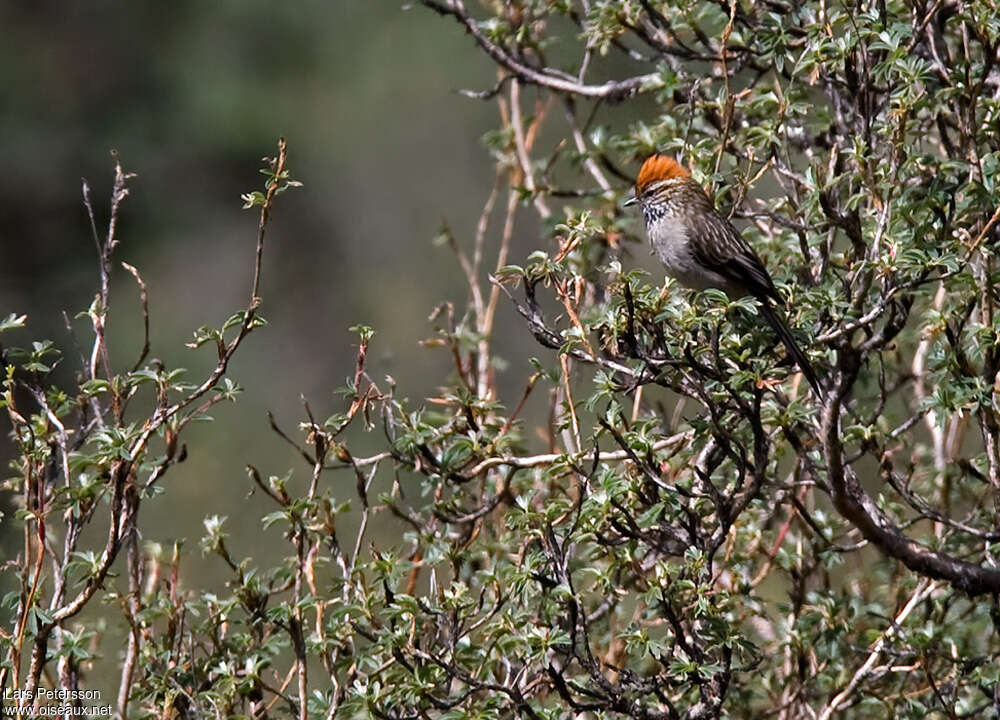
[626,154,822,398]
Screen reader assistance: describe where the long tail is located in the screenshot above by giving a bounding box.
[758,301,823,399]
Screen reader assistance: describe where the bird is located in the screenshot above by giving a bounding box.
[626,154,822,398]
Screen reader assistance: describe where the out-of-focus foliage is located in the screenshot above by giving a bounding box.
[3,0,1000,718]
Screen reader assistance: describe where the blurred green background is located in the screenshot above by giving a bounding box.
[0,2,518,596]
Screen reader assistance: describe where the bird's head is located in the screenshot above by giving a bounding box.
[624,154,692,210]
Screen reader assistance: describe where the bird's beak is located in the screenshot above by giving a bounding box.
[623,192,637,207]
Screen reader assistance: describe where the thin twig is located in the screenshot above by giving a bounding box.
[418,0,657,101]
[817,579,939,720]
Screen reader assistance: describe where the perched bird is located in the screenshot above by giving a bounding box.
[626,154,822,398]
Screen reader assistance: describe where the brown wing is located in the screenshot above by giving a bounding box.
[688,208,781,303]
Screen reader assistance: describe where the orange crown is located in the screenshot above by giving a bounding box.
[635,155,691,193]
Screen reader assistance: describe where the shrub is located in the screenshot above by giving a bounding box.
[4,1,1000,718]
